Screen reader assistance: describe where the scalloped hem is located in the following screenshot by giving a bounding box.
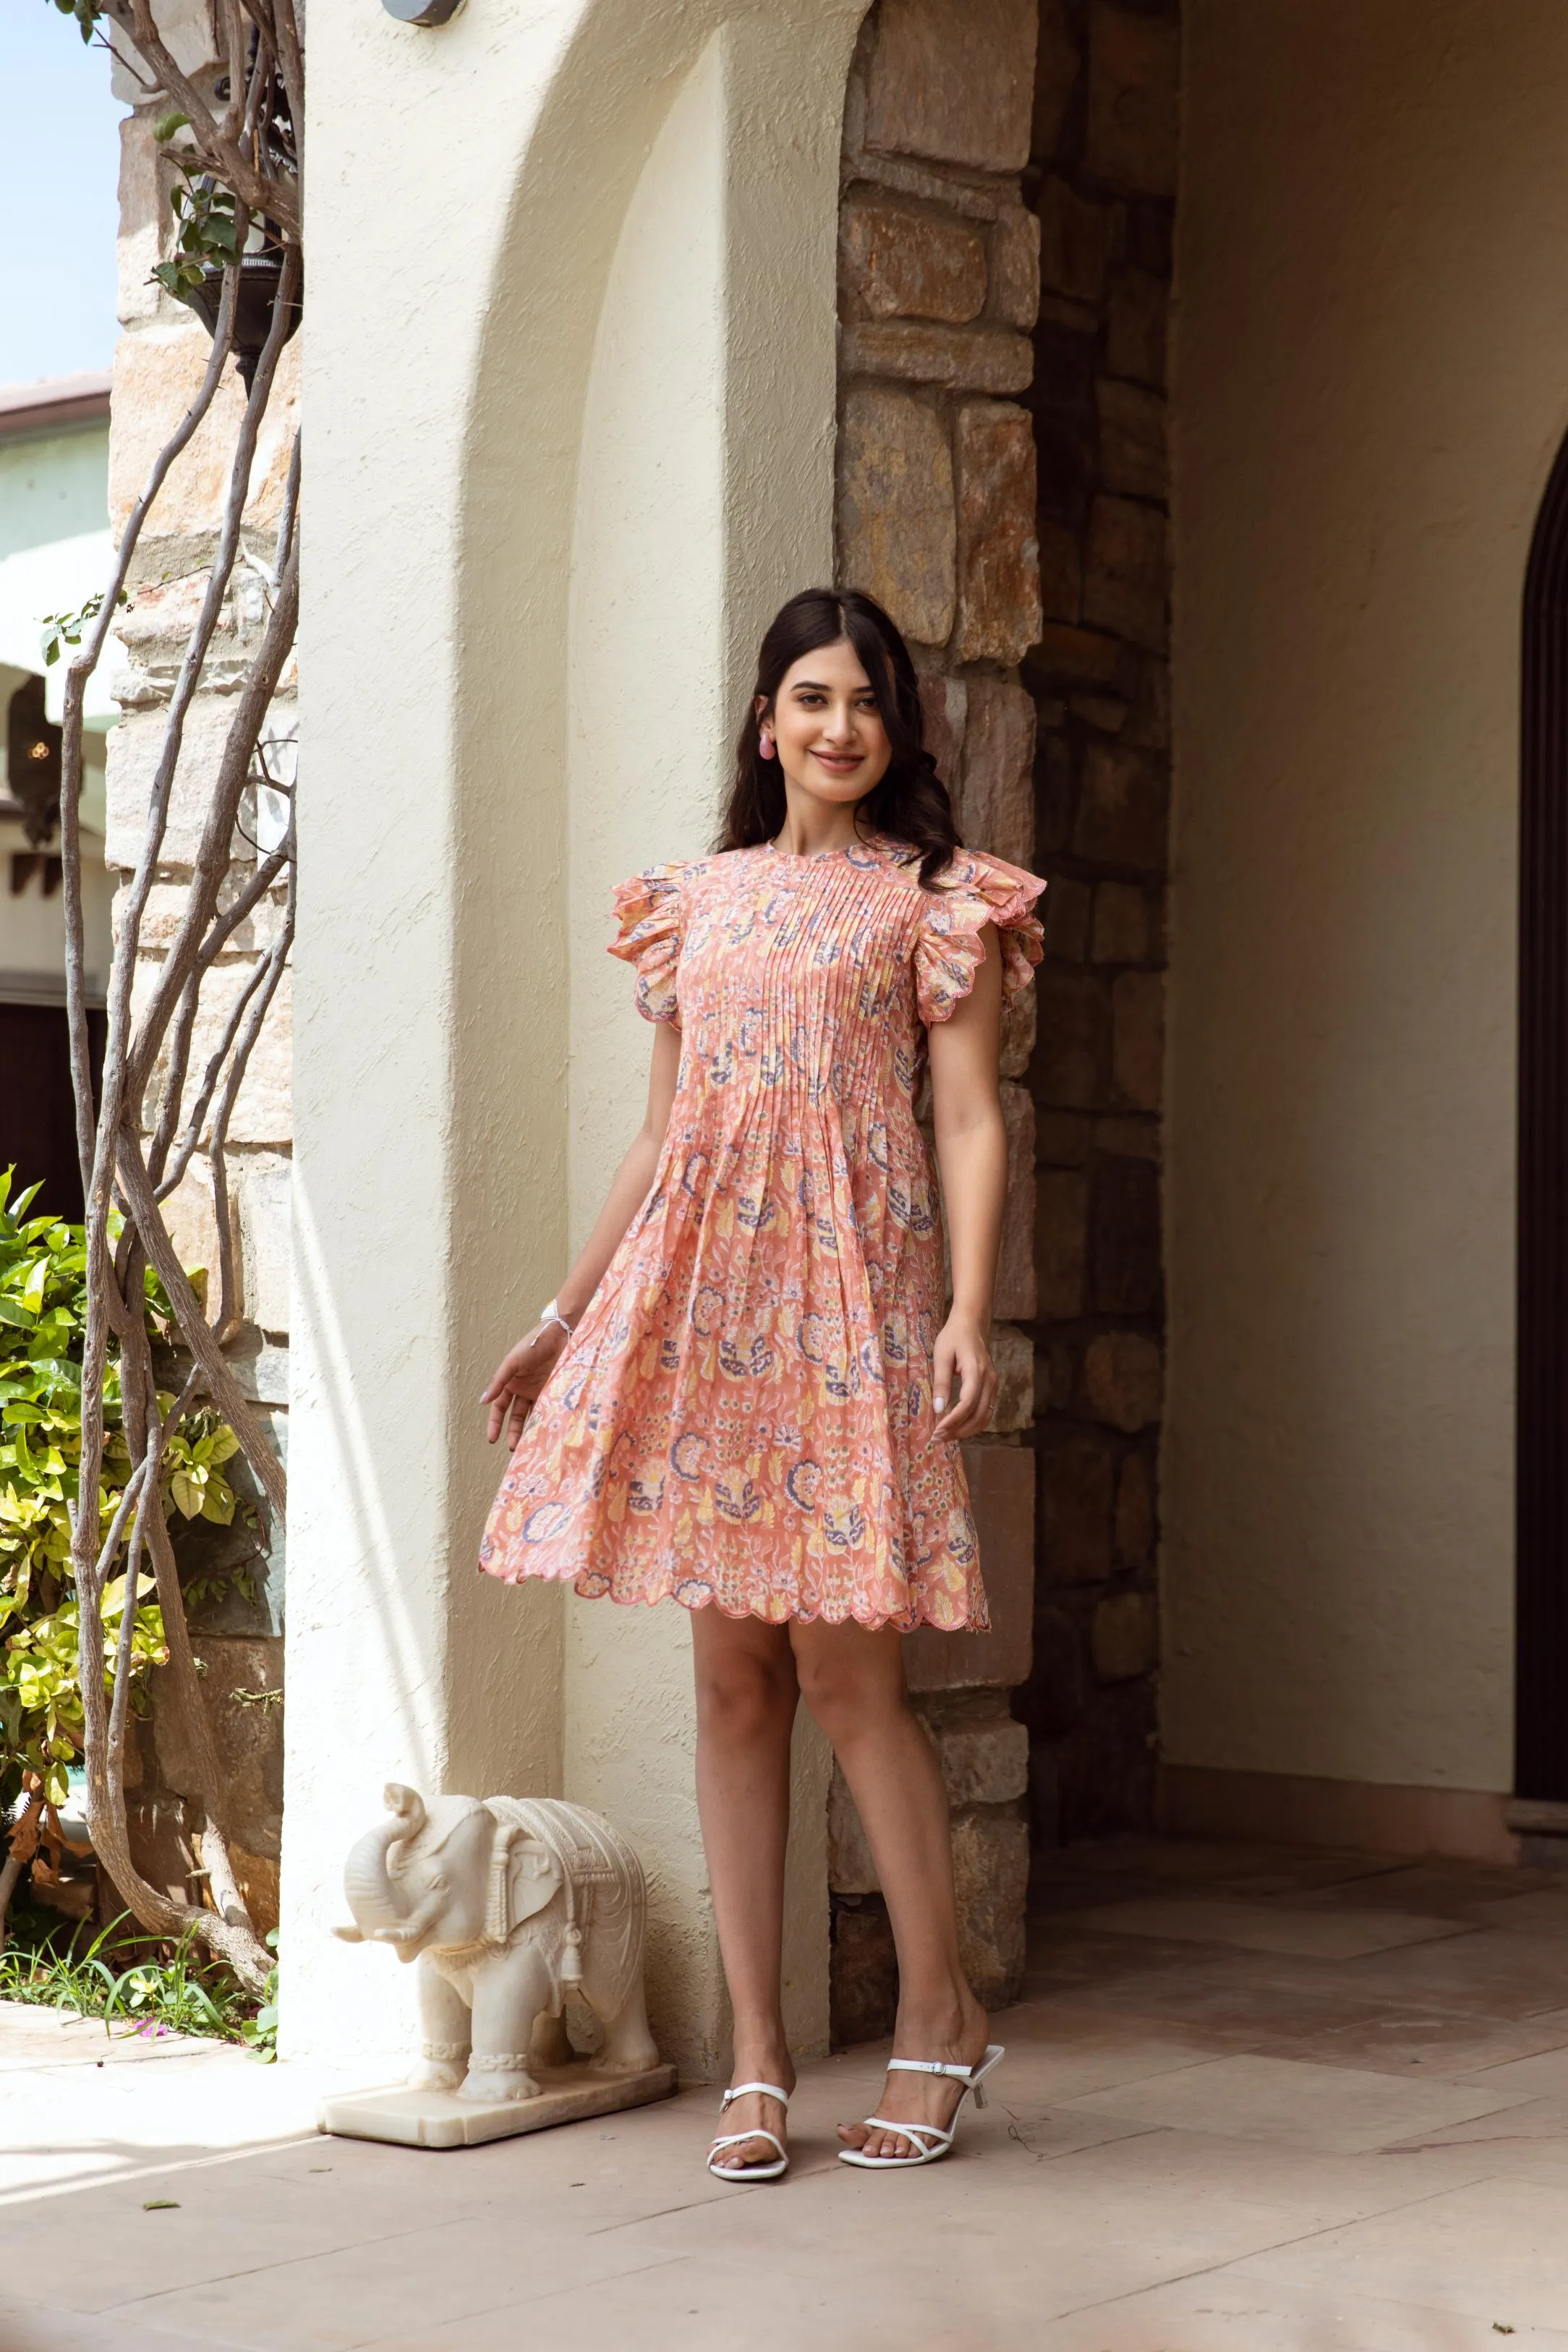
[480,1555,989,1636]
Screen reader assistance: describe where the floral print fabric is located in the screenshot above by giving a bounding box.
[480,835,1045,1629]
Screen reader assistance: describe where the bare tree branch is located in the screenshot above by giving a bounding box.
[117,0,299,239]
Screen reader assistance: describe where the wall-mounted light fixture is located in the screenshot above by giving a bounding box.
[382,0,465,22]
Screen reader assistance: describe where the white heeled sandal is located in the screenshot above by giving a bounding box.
[838,2044,1005,2170]
[707,2079,791,2183]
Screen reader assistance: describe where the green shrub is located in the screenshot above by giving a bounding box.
[0,1172,242,1831]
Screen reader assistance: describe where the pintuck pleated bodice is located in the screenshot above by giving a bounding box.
[480,835,1045,1629]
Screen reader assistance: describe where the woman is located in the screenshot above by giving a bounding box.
[480,588,1044,2178]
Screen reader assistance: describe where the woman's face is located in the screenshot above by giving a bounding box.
[759,637,892,811]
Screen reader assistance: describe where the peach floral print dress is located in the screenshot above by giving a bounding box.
[480,834,1045,1631]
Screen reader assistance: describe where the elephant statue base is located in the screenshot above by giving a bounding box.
[318,1785,676,2151]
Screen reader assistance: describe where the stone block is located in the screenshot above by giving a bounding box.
[228,1327,291,1408]
[1096,1115,1160,1162]
[1037,178,1115,304]
[1035,728,1076,854]
[1033,0,1081,163]
[1098,380,1167,500]
[840,321,1034,395]
[830,1894,898,2047]
[951,1804,1028,2003]
[1028,1738,1062,1847]
[996,1081,1036,1318]
[153,958,291,1149]
[117,114,162,328]
[906,1441,1034,1691]
[838,385,955,647]
[1084,1331,1163,1432]
[918,670,966,789]
[864,0,1038,173]
[1074,740,1169,872]
[990,1319,1034,1432]
[1115,1452,1155,1566]
[237,1149,292,1333]
[998,977,1036,1078]
[1091,1590,1157,1683]
[1023,1604,1086,1736]
[110,0,217,93]
[954,401,1041,664]
[955,678,1034,868]
[1035,1168,1088,1319]
[1086,4,1181,196]
[1035,969,1109,1109]
[1122,654,1172,752]
[1039,519,1082,625]
[934,1714,1029,1806]
[159,1156,230,1304]
[116,568,265,702]
[988,204,1040,331]
[1026,624,1123,689]
[106,693,238,870]
[1054,1677,1157,1837]
[1112,969,1164,1110]
[1036,1109,1093,1167]
[1091,880,1149,963]
[1083,495,1168,653]
[1042,873,1091,961]
[1090,1154,1162,1316]
[109,327,300,552]
[828,1762,879,1894]
[840,197,987,323]
[1039,1431,1115,1585]
[1107,266,1169,389]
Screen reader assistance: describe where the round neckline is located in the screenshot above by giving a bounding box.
[764,831,900,866]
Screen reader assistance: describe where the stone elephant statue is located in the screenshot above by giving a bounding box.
[334,1785,660,2103]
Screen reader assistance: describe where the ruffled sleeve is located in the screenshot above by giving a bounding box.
[607,862,692,1025]
[915,850,1046,1027]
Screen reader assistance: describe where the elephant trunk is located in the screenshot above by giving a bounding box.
[370,1881,448,1951]
[341,1812,415,1941]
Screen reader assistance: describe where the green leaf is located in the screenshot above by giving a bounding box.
[198,1484,234,1527]
[153,111,190,145]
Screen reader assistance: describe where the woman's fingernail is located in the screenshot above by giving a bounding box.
[933,1396,946,1413]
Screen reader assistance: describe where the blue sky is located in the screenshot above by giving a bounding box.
[0,4,129,386]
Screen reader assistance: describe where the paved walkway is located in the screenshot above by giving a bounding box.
[3,1836,1568,2348]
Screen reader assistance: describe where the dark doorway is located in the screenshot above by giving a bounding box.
[0,1000,104,1225]
[1516,430,1568,1799]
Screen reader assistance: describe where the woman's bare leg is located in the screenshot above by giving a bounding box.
[691,1607,800,2168]
[792,1619,989,2160]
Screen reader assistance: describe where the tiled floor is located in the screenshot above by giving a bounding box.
[4,1835,1568,2348]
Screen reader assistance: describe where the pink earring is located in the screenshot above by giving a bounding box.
[759,730,775,759]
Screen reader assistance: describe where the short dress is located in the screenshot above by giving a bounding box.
[480,832,1045,1630]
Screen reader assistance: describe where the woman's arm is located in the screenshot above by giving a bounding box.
[483,1020,683,1447]
[924,921,1008,1441]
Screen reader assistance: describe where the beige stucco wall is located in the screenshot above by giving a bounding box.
[1166,0,1568,1793]
[286,0,861,2071]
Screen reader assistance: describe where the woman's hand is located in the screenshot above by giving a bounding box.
[930,1311,997,1442]
[482,1322,569,1449]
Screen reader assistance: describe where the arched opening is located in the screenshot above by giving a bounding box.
[1516,430,1568,1802]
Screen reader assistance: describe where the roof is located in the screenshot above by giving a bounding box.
[0,375,113,440]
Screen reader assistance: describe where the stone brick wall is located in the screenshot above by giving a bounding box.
[1015,0,1177,1844]
[830,0,1044,2040]
[108,76,296,1933]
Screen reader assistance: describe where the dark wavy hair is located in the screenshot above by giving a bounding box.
[715,588,960,887]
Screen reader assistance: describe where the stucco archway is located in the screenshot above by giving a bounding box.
[287,0,864,2074]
